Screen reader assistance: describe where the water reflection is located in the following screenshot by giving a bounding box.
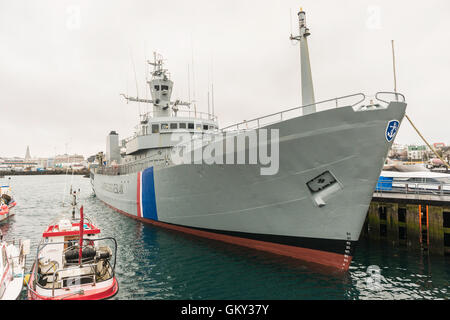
[2,175,448,300]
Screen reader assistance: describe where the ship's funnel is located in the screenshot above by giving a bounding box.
[106,131,120,164]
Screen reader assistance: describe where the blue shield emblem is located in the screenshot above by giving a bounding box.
[385,120,399,142]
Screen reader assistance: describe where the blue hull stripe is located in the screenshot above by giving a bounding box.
[141,167,158,221]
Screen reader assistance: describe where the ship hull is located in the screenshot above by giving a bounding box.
[92,102,407,270]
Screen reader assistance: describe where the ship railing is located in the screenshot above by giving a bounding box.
[122,109,219,144]
[31,237,117,294]
[375,92,406,104]
[95,158,166,175]
[123,134,138,144]
[141,110,218,122]
[51,267,96,297]
[220,91,405,132]
[220,93,366,132]
[375,181,450,196]
[3,239,27,278]
[45,214,97,234]
[2,238,28,271]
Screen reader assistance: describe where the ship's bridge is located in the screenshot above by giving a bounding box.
[124,110,219,155]
[115,52,219,157]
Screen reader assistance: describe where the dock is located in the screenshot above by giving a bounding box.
[363,189,450,256]
[0,169,90,176]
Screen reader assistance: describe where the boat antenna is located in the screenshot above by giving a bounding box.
[289,8,293,36]
[210,55,215,119]
[187,63,191,105]
[392,40,398,99]
[130,47,142,117]
[207,91,211,119]
[211,83,215,120]
[62,141,70,206]
[207,64,211,119]
[191,36,197,117]
[144,44,150,115]
[70,185,77,219]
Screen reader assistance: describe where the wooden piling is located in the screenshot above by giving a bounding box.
[427,205,444,255]
[406,204,421,249]
[368,203,380,241]
[386,203,399,245]
[443,208,450,255]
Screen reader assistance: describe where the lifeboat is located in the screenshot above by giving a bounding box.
[27,206,118,300]
[0,231,29,300]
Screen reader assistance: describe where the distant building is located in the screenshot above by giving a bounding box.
[433,142,446,150]
[407,145,427,161]
[54,154,85,165]
[0,153,88,171]
[1,159,38,170]
[46,158,55,168]
[25,146,31,161]
[388,143,407,158]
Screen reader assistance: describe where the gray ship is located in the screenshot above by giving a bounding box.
[91,9,407,270]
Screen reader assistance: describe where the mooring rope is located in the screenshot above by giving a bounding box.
[405,114,450,169]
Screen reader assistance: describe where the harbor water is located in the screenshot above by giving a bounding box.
[2,175,449,300]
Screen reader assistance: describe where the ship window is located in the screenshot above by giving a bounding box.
[161,85,169,91]
[161,123,169,130]
[152,124,159,133]
[154,85,160,91]
[170,123,178,129]
[196,124,202,130]
[203,124,209,130]
[179,123,187,129]
[188,123,194,129]
[209,125,215,130]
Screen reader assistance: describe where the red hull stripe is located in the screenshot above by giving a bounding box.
[136,172,142,218]
[101,201,352,271]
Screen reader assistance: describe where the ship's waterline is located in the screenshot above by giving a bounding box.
[4,175,449,300]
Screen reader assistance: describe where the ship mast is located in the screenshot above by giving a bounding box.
[290,8,316,115]
[121,52,190,118]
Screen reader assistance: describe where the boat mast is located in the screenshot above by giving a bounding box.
[121,53,190,118]
[290,8,316,115]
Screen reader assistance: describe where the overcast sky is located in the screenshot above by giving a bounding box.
[1,0,449,159]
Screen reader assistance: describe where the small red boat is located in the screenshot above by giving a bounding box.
[0,184,16,223]
[27,206,118,300]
